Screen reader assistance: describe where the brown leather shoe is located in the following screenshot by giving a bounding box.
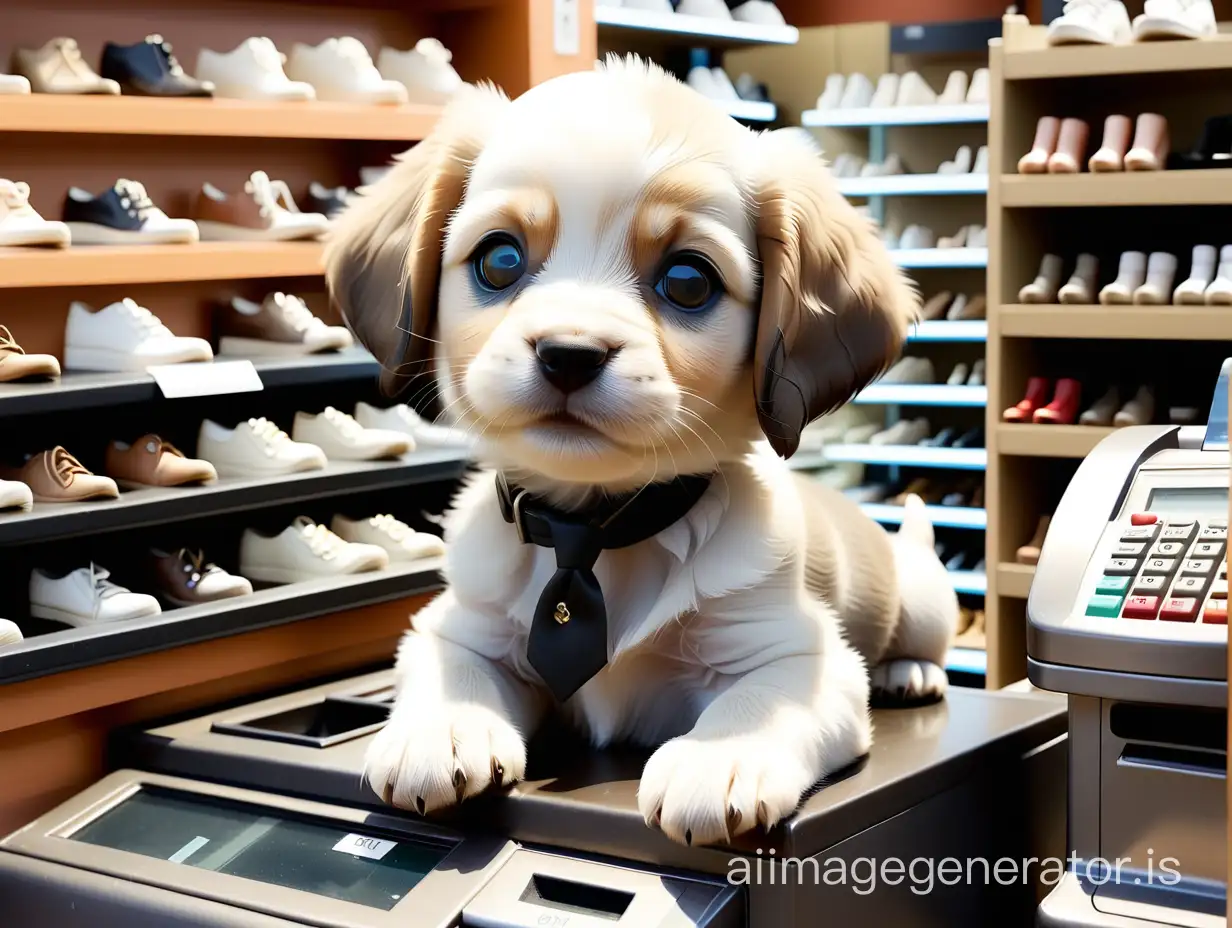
[149,548,252,606]
[105,435,217,488]
[6,447,118,502]
[216,292,352,357]
[0,326,60,383]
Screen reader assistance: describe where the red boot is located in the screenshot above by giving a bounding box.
[1003,377,1051,422]
[1034,378,1082,424]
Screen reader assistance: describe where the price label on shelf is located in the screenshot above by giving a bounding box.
[149,360,263,398]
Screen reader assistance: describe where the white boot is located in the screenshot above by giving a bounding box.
[937,70,969,104]
[899,224,936,250]
[839,73,874,108]
[947,363,970,385]
[1205,244,1232,304]
[869,73,899,108]
[966,67,989,103]
[967,224,988,247]
[945,293,969,319]
[1174,244,1218,304]
[1080,386,1120,426]
[895,71,936,107]
[1019,254,1064,303]
[971,145,989,174]
[1099,251,1147,304]
[1131,251,1178,304]
[816,73,845,109]
[1115,385,1155,426]
[938,145,973,175]
[967,359,986,386]
[1058,253,1099,304]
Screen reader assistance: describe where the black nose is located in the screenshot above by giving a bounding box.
[535,338,610,394]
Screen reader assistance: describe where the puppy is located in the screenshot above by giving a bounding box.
[325,56,958,847]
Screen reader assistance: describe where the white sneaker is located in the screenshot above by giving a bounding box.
[241,516,389,583]
[1020,254,1064,303]
[1100,251,1148,304]
[869,73,899,108]
[971,145,990,175]
[196,37,315,101]
[1115,385,1156,426]
[898,224,936,250]
[1132,0,1215,40]
[355,401,474,449]
[1059,253,1100,304]
[894,71,936,106]
[947,363,970,386]
[830,153,867,178]
[29,564,161,627]
[966,67,990,103]
[709,67,740,101]
[285,37,407,104]
[686,65,718,98]
[1204,245,1232,304]
[0,74,29,95]
[292,407,411,461]
[938,145,973,175]
[1080,386,1120,425]
[879,356,935,384]
[937,70,969,104]
[331,514,446,563]
[860,154,905,177]
[64,299,213,372]
[376,39,463,105]
[196,171,331,242]
[730,0,787,25]
[1131,251,1178,304]
[676,0,733,18]
[197,417,327,477]
[815,74,845,109]
[870,417,930,445]
[0,619,20,647]
[1173,245,1217,304]
[64,179,199,245]
[1048,0,1132,45]
[0,179,69,247]
[0,479,32,512]
[967,359,987,386]
[839,73,874,108]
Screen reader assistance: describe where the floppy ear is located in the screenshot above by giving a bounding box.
[749,128,920,458]
[324,84,508,403]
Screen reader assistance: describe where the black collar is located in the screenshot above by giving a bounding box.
[495,472,712,702]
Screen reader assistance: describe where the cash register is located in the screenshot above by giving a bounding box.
[1030,364,1230,927]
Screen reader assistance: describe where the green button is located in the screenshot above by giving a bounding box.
[1095,575,1132,596]
[1086,594,1124,618]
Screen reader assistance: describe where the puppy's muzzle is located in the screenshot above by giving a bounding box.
[534,336,611,394]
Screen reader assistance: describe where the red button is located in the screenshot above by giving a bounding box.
[1121,595,1160,620]
[1131,513,1159,526]
[1202,601,1228,625]
[1160,597,1199,622]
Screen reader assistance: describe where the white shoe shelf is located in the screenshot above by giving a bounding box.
[836,173,988,198]
[594,6,799,46]
[802,102,989,128]
[860,502,988,530]
[908,320,988,342]
[855,384,988,407]
[892,247,988,269]
[822,444,987,470]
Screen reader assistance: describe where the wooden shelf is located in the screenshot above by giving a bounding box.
[995,424,1117,458]
[0,95,441,141]
[1000,171,1232,208]
[999,304,1232,340]
[594,6,799,45]
[0,242,322,288]
[801,103,988,128]
[996,563,1036,599]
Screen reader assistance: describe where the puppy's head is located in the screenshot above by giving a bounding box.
[326,58,917,491]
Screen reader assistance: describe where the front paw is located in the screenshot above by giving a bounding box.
[638,737,814,846]
[364,703,526,814]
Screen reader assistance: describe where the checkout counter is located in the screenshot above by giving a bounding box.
[1030,369,1230,928]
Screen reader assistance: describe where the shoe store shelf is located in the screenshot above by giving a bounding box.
[1001,170,1232,208]
[860,502,987,530]
[725,99,776,122]
[0,450,469,546]
[0,95,442,142]
[822,444,987,470]
[0,348,380,418]
[995,424,1117,459]
[837,173,989,198]
[950,569,987,595]
[594,6,798,46]
[0,242,322,289]
[855,383,987,406]
[946,646,987,675]
[0,559,444,685]
[999,305,1232,341]
[892,247,987,269]
[908,320,987,342]
[996,562,1036,600]
[801,103,989,129]
[1001,16,1232,81]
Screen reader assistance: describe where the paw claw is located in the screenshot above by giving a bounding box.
[453,768,467,798]
[415,796,426,815]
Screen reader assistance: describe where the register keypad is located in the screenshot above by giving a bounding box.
[1088,513,1228,625]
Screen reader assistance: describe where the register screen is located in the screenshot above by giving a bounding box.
[69,787,449,910]
[1145,486,1229,519]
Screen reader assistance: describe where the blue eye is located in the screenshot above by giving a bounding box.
[473,236,526,291]
[655,254,722,312]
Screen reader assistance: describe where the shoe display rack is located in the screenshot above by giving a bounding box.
[0,0,594,834]
[984,12,1232,687]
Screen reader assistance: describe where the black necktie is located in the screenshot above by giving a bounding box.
[496,473,712,702]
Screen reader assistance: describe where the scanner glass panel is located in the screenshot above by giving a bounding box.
[69,787,449,910]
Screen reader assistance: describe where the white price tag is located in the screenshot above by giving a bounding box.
[333,833,398,861]
[149,360,263,399]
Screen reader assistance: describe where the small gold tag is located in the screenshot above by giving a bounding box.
[554,602,571,625]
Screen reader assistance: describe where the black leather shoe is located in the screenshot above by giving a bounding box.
[100,35,214,97]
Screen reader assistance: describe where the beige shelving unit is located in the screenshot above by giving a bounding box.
[984,14,1232,687]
